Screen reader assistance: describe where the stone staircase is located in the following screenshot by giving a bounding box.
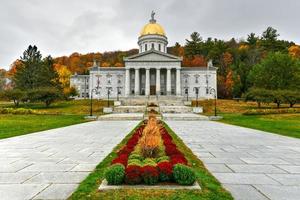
[98,96,208,121]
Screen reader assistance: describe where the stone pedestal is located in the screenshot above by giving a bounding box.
[193,107,203,113]
[103,107,113,113]
[183,101,192,106]
[114,101,121,106]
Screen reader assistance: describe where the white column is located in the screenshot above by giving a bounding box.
[134,68,140,95]
[176,68,181,96]
[166,68,171,95]
[145,68,150,96]
[125,69,130,97]
[156,68,160,95]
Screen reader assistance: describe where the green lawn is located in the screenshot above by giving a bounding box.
[70,122,233,200]
[0,114,87,139]
[0,99,112,115]
[220,113,300,139]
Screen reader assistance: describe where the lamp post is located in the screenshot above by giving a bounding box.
[116,86,122,101]
[193,87,200,107]
[106,87,112,107]
[209,88,217,116]
[184,86,189,101]
[90,87,100,116]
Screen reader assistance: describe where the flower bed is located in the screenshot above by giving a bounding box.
[105,117,196,186]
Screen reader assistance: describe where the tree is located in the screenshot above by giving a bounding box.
[281,90,300,107]
[1,89,25,107]
[190,55,206,66]
[56,65,71,88]
[13,45,60,90]
[288,45,300,58]
[185,32,203,57]
[0,69,6,91]
[262,27,279,41]
[28,87,62,107]
[247,33,258,46]
[248,52,300,90]
[244,88,273,107]
[63,86,78,99]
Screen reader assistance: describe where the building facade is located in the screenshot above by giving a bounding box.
[70,13,217,99]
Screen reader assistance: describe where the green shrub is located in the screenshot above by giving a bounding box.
[0,108,37,115]
[156,156,169,163]
[143,158,156,166]
[128,153,143,161]
[105,164,125,185]
[173,164,196,185]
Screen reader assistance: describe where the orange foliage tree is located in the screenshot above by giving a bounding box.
[288,45,300,58]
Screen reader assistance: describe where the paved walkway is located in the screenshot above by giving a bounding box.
[167,121,300,200]
[0,121,139,200]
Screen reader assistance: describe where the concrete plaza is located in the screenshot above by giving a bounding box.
[167,121,300,200]
[0,121,139,200]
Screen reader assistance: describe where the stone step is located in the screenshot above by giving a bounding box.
[162,113,209,121]
[113,106,146,113]
[160,106,192,113]
[98,113,144,121]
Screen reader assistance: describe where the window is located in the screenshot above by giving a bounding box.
[106,74,112,85]
[158,44,161,51]
[195,74,199,84]
[185,88,188,94]
[145,44,147,51]
[151,43,154,49]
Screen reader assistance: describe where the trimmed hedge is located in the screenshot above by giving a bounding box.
[173,164,196,185]
[105,164,125,185]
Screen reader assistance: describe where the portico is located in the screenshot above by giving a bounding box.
[124,66,181,96]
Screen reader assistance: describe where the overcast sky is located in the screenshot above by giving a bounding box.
[1,0,299,70]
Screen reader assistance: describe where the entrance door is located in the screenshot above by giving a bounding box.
[150,86,156,95]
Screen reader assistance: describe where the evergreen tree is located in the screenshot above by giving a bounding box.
[13,45,60,90]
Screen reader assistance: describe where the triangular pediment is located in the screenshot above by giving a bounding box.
[124,49,182,62]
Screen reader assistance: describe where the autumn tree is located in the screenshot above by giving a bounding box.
[288,45,300,58]
[0,69,6,91]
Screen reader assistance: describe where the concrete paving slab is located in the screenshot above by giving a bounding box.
[213,173,280,185]
[254,185,300,200]
[0,184,49,200]
[276,165,300,174]
[167,120,300,200]
[227,164,287,174]
[0,120,139,199]
[223,184,269,200]
[33,184,78,200]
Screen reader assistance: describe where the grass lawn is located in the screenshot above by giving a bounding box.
[0,114,87,139]
[220,113,300,139]
[69,122,233,200]
[0,99,113,115]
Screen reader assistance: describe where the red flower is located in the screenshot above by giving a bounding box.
[170,154,188,165]
[118,145,134,155]
[157,161,173,181]
[125,165,142,184]
[141,165,159,185]
[165,144,180,156]
[111,153,128,166]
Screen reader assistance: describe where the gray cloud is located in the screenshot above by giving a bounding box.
[1,0,299,70]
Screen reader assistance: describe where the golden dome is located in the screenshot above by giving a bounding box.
[140,22,166,36]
